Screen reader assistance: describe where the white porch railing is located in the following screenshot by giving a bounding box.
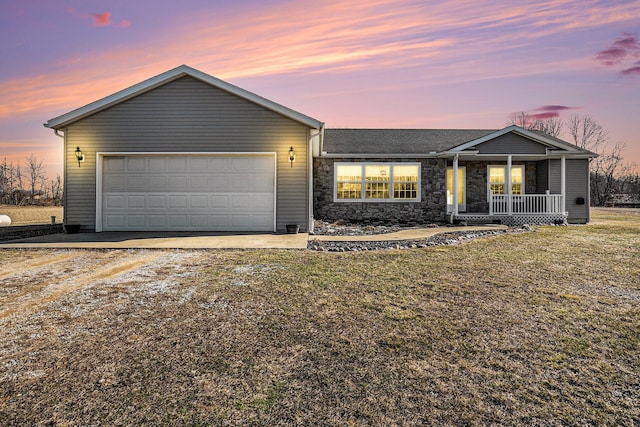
[489,193,564,215]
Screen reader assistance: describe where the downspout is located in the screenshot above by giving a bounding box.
[308,123,324,233]
[52,129,66,222]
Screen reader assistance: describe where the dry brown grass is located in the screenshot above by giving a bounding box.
[1,209,639,425]
[0,205,63,225]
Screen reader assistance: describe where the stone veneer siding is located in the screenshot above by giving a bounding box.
[456,161,537,213]
[313,158,448,224]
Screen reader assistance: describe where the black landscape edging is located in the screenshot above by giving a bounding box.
[0,224,64,242]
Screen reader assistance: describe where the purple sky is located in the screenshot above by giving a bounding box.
[1,0,640,178]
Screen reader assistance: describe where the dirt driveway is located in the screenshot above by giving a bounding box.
[0,249,208,321]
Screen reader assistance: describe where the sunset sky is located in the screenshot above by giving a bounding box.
[1,0,640,179]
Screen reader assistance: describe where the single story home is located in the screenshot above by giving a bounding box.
[45,65,597,233]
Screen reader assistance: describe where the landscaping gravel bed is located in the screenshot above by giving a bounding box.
[308,225,534,251]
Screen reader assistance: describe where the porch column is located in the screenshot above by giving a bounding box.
[453,154,459,216]
[506,155,512,215]
[561,155,566,214]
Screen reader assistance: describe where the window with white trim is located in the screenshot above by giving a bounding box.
[487,165,524,196]
[335,163,420,202]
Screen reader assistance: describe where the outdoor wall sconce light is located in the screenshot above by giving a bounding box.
[75,146,85,167]
[288,146,296,168]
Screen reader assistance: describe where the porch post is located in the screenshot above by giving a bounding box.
[561,155,566,214]
[506,155,512,215]
[453,154,459,216]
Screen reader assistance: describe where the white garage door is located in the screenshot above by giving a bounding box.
[101,155,275,231]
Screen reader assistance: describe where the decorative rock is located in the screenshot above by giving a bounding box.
[308,226,534,252]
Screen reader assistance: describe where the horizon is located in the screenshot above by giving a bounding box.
[1,0,639,181]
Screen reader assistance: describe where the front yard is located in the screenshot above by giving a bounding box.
[1,209,638,425]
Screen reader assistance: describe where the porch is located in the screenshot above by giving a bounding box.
[454,193,567,226]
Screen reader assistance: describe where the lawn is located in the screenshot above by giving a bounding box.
[1,209,639,425]
[0,205,63,225]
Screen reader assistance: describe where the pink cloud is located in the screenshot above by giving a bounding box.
[621,63,640,77]
[119,20,132,28]
[533,105,576,112]
[595,33,640,69]
[530,112,560,120]
[92,12,111,27]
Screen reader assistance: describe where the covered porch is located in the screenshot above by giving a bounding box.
[447,153,571,226]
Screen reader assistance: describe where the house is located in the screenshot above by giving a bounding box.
[45,65,596,233]
[315,128,596,226]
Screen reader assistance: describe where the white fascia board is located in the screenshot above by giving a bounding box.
[319,153,441,158]
[45,65,323,130]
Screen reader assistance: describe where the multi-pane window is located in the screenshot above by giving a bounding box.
[335,163,420,201]
[488,165,524,196]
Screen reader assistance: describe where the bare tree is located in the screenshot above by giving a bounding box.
[24,154,45,205]
[532,117,564,138]
[567,115,626,206]
[507,112,533,129]
[508,112,564,137]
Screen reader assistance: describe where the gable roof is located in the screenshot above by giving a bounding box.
[448,125,595,155]
[322,126,597,157]
[45,65,323,130]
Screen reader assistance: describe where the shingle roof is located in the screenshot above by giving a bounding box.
[322,128,498,154]
[322,128,597,157]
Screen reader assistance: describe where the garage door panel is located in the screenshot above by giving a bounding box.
[148,195,166,209]
[190,176,209,190]
[168,214,188,227]
[127,215,146,228]
[148,157,166,171]
[126,176,147,191]
[102,155,274,231]
[169,195,188,208]
[127,157,146,172]
[211,195,230,209]
[230,158,251,172]
[168,176,187,190]
[209,175,229,191]
[169,157,188,171]
[148,176,167,191]
[189,158,209,172]
[105,195,125,209]
[104,157,125,172]
[126,195,146,208]
[190,214,209,227]
[104,175,125,191]
[148,215,166,227]
[230,175,251,192]
[105,214,125,228]
[190,195,209,208]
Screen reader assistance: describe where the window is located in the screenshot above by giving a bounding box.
[487,165,524,196]
[335,163,420,202]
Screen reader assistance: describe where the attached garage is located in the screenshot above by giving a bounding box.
[98,154,276,232]
[45,65,323,233]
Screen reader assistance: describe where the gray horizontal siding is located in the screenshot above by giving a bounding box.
[64,76,311,232]
[536,160,549,193]
[477,133,549,155]
[565,159,589,223]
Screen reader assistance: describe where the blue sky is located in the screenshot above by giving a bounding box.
[1,0,639,177]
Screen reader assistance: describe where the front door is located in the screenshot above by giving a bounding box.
[447,166,466,212]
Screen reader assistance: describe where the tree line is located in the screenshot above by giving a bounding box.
[0,155,63,206]
[508,113,640,207]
